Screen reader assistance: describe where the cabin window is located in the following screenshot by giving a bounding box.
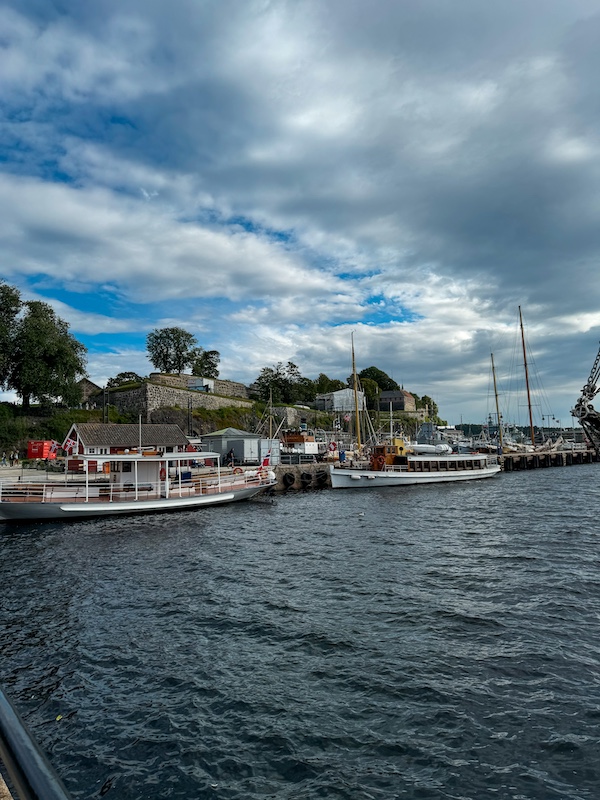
[88,448,96,454]
[122,462,132,473]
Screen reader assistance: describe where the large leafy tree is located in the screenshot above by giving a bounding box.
[9,301,87,410]
[252,362,311,404]
[0,282,22,387]
[146,327,197,373]
[314,372,346,394]
[357,366,400,392]
[359,377,381,408]
[190,347,220,378]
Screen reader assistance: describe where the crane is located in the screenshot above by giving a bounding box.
[571,343,600,453]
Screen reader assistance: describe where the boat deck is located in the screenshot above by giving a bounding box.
[0,474,267,505]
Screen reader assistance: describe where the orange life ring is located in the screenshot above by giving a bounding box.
[233,467,243,475]
[159,467,166,480]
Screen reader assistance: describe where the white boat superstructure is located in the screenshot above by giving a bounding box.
[329,439,500,489]
[0,450,276,522]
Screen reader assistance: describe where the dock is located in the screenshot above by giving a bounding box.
[500,449,599,471]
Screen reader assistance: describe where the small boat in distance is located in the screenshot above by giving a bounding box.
[0,450,276,523]
[329,438,500,489]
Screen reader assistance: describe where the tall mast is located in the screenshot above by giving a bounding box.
[491,353,503,451]
[351,332,362,450]
[519,306,536,447]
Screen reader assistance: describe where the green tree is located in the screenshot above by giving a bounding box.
[9,301,87,410]
[357,366,400,392]
[190,347,220,378]
[146,327,197,373]
[107,372,145,388]
[314,373,345,394]
[0,282,22,387]
[359,377,381,409]
[252,362,307,404]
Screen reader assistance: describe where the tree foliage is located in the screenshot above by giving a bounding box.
[251,362,314,405]
[314,373,346,394]
[190,347,220,378]
[0,282,22,387]
[107,372,145,388]
[8,300,87,410]
[357,366,400,392]
[146,327,198,373]
[359,377,380,408]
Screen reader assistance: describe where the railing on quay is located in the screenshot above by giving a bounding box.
[0,686,72,800]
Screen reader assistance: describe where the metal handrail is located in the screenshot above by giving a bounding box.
[0,687,72,800]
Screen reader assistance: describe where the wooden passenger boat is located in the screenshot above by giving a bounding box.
[329,439,500,489]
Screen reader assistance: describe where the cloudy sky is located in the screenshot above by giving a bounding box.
[2,0,600,427]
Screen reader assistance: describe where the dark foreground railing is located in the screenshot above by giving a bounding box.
[0,687,72,800]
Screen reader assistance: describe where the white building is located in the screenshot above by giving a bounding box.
[315,388,365,412]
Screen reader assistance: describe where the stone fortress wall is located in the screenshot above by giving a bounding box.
[110,382,253,423]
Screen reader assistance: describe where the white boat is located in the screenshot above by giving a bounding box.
[0,450,276,522]
[329,439,500,489]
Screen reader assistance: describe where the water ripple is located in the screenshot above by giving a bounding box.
[2,465,600,798]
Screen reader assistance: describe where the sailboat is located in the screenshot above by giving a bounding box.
[329,338,501,489]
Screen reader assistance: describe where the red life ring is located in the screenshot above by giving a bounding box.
[377,455,385,466]
[159,467,166,480]
[233,467,243,475]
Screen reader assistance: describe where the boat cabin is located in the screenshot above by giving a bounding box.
[371,438,409,470]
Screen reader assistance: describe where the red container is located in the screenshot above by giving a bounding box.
[27,440,57,460]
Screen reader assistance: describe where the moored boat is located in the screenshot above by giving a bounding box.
[329,438,500,489]
[0,450,276,522]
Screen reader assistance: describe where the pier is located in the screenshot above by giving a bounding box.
[499,449,598,471]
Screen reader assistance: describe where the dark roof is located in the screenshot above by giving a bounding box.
[203,427,259,438]
[72,423,189,447]
[380,389,414,398]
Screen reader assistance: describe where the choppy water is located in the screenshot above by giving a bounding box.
[1,465,600,799]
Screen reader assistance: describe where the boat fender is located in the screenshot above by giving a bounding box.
[315,470,328,483]
[282,472,295,487]
[159,467,166,480]
[233,467,243,475]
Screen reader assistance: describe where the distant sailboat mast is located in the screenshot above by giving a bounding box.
[351,333,362,451]
[519,306,536,448]
[490,353,504,451]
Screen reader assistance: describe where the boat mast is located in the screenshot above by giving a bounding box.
[351,333,362,450]
[491,353,504,451]
[519,306,536,447]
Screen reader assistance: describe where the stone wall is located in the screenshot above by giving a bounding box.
[148,373,249,398]
[111,383,253,422]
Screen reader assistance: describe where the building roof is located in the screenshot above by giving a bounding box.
[203,427,260,439]
[71,423,190,448]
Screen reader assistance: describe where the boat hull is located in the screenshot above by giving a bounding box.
[0,484,267,522]
[329,460,500,488]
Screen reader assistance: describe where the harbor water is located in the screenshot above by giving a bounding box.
[1,465,600,799]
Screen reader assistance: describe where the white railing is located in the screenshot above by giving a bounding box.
[0,469,274,506]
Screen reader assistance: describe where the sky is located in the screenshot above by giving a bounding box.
[2,0,600,428]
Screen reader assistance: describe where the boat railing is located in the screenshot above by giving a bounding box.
[0,470,274,504]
